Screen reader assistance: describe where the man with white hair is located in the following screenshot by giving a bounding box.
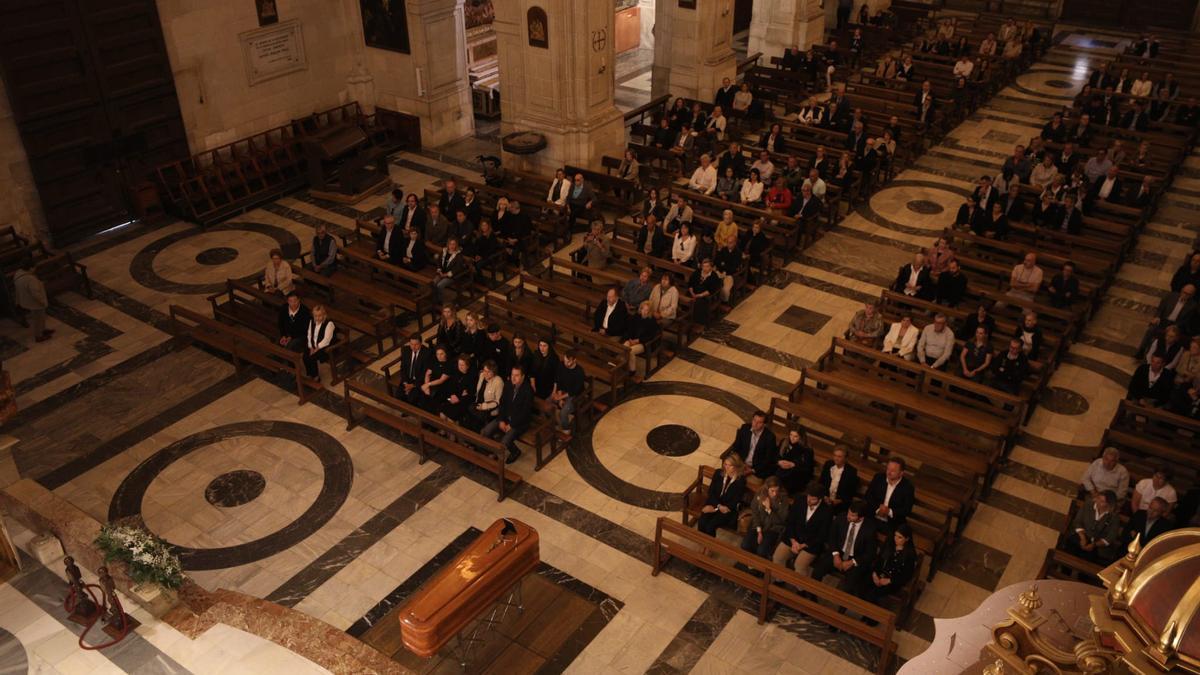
[916,314,955,370]
[1080,447,1130,502]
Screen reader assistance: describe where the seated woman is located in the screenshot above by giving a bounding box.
[954,195,985,232]
[649,273,679,323]
[671,223,698,266]
[981,201,1009,240]
[303,304,335,379]
[741,218,771,284]
[698,454,746,536]
[732,83,754,113]
[882,315,918,360]
[400,227,428,271]
[439,354,476,423]
[419,346,453,412]
[716,166,741,202]
[263,248,294,295]
[855,523,918,606]
[435,305,465,356]
[960,303,997,340]
[714,209,739,250]
[530,338,559,411]
[774,427,815,496]
[460,312,488,360]
[740,477,788,558]
[739,169,765,206]
[960,326,993,382]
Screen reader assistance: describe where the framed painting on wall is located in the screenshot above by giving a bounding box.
[361,0,411,53]
[255,0,278,26]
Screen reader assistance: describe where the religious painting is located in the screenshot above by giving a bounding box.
[255,0,278,26]
[678,0,696,8]
[361,0,412,54]
[527,6,548,49]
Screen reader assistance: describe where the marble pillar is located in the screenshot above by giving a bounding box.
[493,0,625,174]
[748,0,826,63]
[651,0,736,102]
[362,0,475,148]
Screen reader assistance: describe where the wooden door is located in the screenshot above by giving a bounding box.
[615,7,640,54]
[0,0,188,246]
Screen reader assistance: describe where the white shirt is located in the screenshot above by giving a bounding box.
[1098,176,1117,199]
[881,479,900,519]
[905,267,921,295]
[1168,299,1187,322]
[740,180,764,203]
[828,464,844,498]
[746,428,763,465]
[602,302,617,330]
[803,177,827,198]
[307,320,335,350]
[382,227,394,252]
[689,165,718,194]
[672,234,696,263]
[547,179,568,205]
[1134,478,1177,510]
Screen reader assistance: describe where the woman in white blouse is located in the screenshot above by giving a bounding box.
[263,248,294,295]
[671,223,697,266]
[1131,467,1177,513]
[732,83,754,112]
[303,304,335,379]
[882,315,918,360]
[1130,72,1154,98]
[740,169,765,206]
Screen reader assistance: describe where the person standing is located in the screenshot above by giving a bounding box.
[13,260,53,343]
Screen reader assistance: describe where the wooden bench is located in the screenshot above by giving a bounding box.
[1037,548,1103,585]
[652,517,900,674]
[343,380,522,500]
[169,304,319,403]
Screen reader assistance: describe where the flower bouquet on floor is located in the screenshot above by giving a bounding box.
[94,522,184,591]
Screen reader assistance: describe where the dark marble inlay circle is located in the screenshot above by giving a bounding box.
[204,469,266,508]
[194,247,240,266]
[905,199,945,215]
[130,222,300,295]
[1040,386,1090,416]
[646,424,701,457]
[108,421,353,571]
[1046,79,1074,89]
[0,627,28,675]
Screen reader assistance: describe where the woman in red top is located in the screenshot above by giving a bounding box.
[766,175,793,216]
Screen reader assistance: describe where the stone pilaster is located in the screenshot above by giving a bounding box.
[651,0,736,102]
[748,0,826,63]
[493,0,625,174]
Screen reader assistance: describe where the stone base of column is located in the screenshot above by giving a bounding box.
[501,107,626,176]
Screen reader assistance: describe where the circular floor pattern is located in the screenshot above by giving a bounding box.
[568,380,757,510]
[204,469,267,508]
[860,180,971,236]
[195,247,240,266]
[905,199,945,215]
[108,420,352,571]
[645,424,702,457]
[1045,79,1074,89]
[1039,386,1091,416]
[130,222,301,295]
[0,627,27,675]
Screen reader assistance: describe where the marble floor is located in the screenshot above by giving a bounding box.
[0,23,1190,675]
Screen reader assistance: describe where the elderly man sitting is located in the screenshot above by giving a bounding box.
[1080,447,1130,503]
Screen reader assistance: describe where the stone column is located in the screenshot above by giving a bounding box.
[651,0,736,102]
[748,0,826,63]
[360,0,474,148]
[493,0,625,174]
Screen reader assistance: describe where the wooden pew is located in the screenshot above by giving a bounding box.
[1037,548,1103,585]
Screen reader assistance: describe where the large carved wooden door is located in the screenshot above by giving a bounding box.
[0,0,188,246]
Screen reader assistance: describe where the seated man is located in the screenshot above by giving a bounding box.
[1064,489,1121,563]
[916,314,955,369]
[811,501,877,590]
[592,287,629,337]
[819,445,860,513]
[936,260,968,307]
[1125,497,1172,546]
[566,173,596,226]
[277,292,311,352]
[481,366,533,464]
[864,458,915,530]
[688,154,718,195]
[311,224,339,275]
[989,338,1028,394]
[550,351,586,438]
[771,484,832,575]
[375,216,403,262]
[1007,253,1044,303]
[846,302,885,347]
[1080,447,1130,503]
[1048,262,1080,308]
[688,259,722,324]
[727,410,778,478]
[431,238,467,305]
[397,336,432,405]
[1126,354,1174,407]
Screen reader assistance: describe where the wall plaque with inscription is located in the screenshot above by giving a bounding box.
[240,19,307,86]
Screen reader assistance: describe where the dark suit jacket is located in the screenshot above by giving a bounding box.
[892,263,935,301]
[1087,177,1124,206]
[791,196,823,221]
[826,514,878,567]
[819,461,860,504]
[781,502,833,556]
[972,187,999,213]
[760,131,787,154]
[567,183,597,209]
[497,380,534,432]
[592,300,630,335]
[1003,194,1027,222]
[277,304,312,342]
[399,346,432,386]
[1154,292,1196,326]
[398,205,428,235]
[864,475,916,528]
[1120,110,1149,132]
[1127,364,1174,405]
[399,237,429,271]
[1054,207,1083,235]
[955,205,987,233]
[375,226,405,261]
[439,191,465,220]
[727,424,778,477]
[435,248,467,279]
[704,472,747,511]
[1126,511,1172,546]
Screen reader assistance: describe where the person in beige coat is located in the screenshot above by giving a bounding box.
[648,273,679,321]
[13,260,52,343]
[263,248,294,295]
[882,316,919,360]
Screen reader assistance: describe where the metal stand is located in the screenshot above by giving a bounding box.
[447,579,525,670]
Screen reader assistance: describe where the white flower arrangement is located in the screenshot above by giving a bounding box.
[94,522,184,590]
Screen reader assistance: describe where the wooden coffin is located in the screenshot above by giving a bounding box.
[398,519,540,658]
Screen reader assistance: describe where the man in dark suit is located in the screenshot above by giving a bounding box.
[717,143,747,179]
[811,501,877,590]
[277,292,311,352]
[567,173,596,227]
[592,287,630,337]
[1087,165,1124,209]
[912,80,934,116]
[1068,114,1093,147]
[1121,102,1150,132]
[819,445,860,513]
[845,121,867,158]
[892,253,934,301]
[1055,194,1084,235]
[1002,184,1026,222]
[1065,490,1122,563]
[482,366,534,463]
[727,411,778,478]
[374,216,405,262]
[972,175,998,212]
[714,77,736,110]
[438,178,465,221]
[1125,497,1172,546]
[1137,283,1196,356]
[397,194,427,235]
[1126,354,1174,407]
[790,183,823,222]
[432,238,467,304]
[397,336,431,405]
[772,484,833,575]
[1129,176,1155,208]
[1055,143,1080,174]
[864,457,916,530]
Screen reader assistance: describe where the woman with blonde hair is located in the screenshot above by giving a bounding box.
[698,454,746,536]
[303,304,335,379]
[742,476,789,558]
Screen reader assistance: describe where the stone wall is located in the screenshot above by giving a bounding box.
[157,0,360,152]
[0,75,45,242]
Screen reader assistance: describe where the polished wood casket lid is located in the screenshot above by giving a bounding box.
[398,519,540,658]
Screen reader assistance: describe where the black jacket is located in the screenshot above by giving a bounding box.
[1120,110,1149,132]
[864,474,916,528]
[435,248,468,279]
[936,270,968,307]
[397,205,428,235]
[704,471,747,511]
[375,225,406,261]
[1126,364,1174,405]
[1048,274,1080,308]
[593,299,629,335]
[781,501,833,556]
[1125,510,1172,546]
[400,236,429,271]
[399,345,433,386]
[819,460,860,504]
[891,264,935,301]
[727,424,778,477]
[497,380,534,432]
[826,514,878,567]
[277,304,312,342]
[623,314,661,346]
